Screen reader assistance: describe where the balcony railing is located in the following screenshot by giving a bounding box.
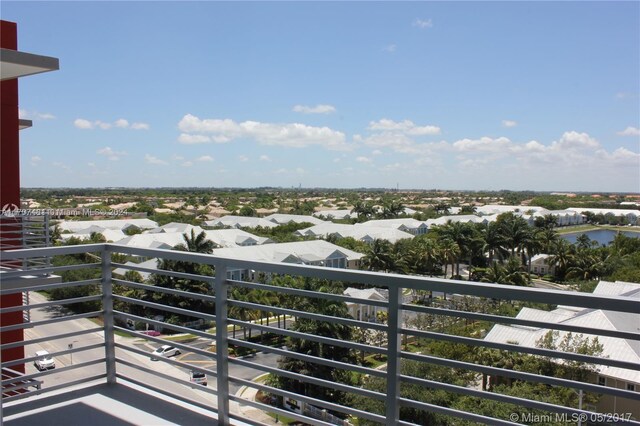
[1,243,639,425]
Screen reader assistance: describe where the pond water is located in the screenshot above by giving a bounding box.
[561,229,640,246]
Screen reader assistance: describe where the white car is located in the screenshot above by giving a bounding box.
[189,370,207,386]
[34,350,55,371]
[150,345,180,360]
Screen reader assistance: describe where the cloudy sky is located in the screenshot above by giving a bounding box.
[5,2,640,192]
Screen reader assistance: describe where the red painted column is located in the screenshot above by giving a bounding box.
[1,19,26,374]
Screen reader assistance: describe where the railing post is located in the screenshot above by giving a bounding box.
[101,246,116,384]
[215,264,230,424]
[385,286,402,425]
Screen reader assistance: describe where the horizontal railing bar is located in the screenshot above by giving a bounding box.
[2,344,106,371]
[114,342,218,378]
[0,243,107,260]
[402,374,595,417]
[229,376,386,424]
[111,262,215,284]
[403,303,640,342]
[399,397,520,426]
[229,338,386,378]
[0,294,102,314]
[0,310,102,333]
[227,319,386,355]
[115,358,219,396]
[0,278,101,296]
[112,328,217,361]
[1,380,42,394]
[1,359,105,385]
[229,298,387,332]
[229,278,390,309]
[229,356,386,402]
[1,375,107,404]
[404,328,640,372]
[114,311,216,340]
[402,352,640,401]
[0,262,99,281]
[113,294,216,322]
[1,327,104,351]
[6,243,640,313]
[112,278,217,303]
[114,374,220,416]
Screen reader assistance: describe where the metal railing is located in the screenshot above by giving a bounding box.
[1,243,639,425]
[0,214,51,323]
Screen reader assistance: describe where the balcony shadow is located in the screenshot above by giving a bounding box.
[3,382,218,425]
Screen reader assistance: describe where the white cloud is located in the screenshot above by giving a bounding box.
[368,119,441,135]
[259,155,271,162]
[131,122,150,130]
[372,150,383,155]
[617,126,640,136]
[453,137,512,152]
[31,156,42,163]
[144,154,168,165]
[383,44,397,53]
[356,156,372,163]
[238,155,249,162]
[172,155,185,161]
[178,134,213,144]
[552,131,600,151]
[95,120,112,130]
[114,119,129,128]
[52,161,71,172]
[196,155,214,162]
[177,114,349,150]
[292,104,336,114]
[97,146,126,161]
[74,118,149,130]
[502,120,517,128]
[20,109,55,120]
[87,162,96,168]
[413,18,433,29]
[74,118,93,129]
[181,161,193,167]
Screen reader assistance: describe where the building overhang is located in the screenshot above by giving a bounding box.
[0,48,59,81]
[18,119,32,130]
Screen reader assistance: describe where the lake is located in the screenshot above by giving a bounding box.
[561,229,640,246]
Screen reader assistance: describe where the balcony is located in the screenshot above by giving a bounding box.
[1,243,639,425]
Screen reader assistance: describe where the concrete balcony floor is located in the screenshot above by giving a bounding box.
[2,380,220,426]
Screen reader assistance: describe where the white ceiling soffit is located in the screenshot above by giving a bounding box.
[0,48,59,81]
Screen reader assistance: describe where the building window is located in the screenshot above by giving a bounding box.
[627,383,636,392]
[598,376,606,386]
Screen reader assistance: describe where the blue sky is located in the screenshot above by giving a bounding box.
[5,1,640,192]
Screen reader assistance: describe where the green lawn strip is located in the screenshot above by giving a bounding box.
[556,224,640,235]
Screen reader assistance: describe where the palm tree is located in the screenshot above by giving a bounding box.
[548,239,575,281]
[362,239,395,272]
[439,239,460,279]
[175,229,216,254]
[434,221,473,277]
[351,201,375,222]
[498,213,533,258]
[481,222,508,264]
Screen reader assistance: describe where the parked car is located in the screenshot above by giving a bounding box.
[33,350,55,371]
[189,370,207,386]
[150,345,180,360]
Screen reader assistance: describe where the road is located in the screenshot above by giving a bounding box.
[22,292,279,408]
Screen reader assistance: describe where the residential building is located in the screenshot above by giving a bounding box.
[357,218,426,235]
[204,215,278,229]
[344,287,388,322]
[530,254,555,276]
[263,213,326,226]
[484,280,640,418]
[296,222,414,244]
[55,219,158,234]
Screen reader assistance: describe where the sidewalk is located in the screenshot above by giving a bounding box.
[233,380,281,425]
